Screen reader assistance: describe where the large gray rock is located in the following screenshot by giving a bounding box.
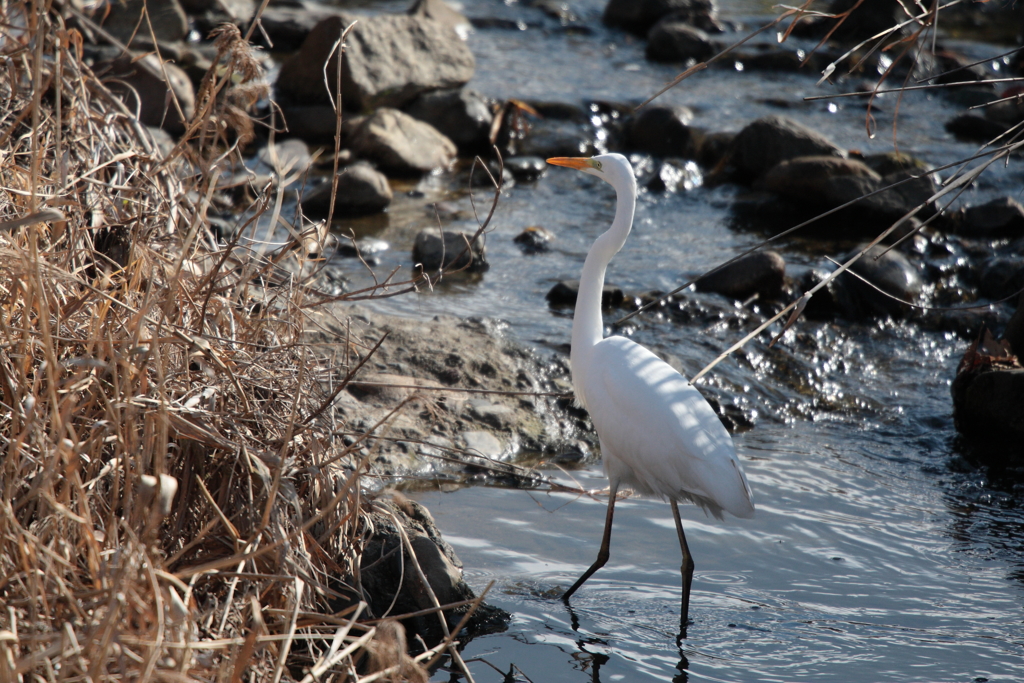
[300,162,393,217]
[404,88,493,154]
[350,108,457,175]
[275,14,475,111]
[962,197,1024,238]
[624,104,699,158]
[695,251,786,300]
[731,115,845,182]
[100,0,188,44]
[101,55,195,135]
[413,229,487,272]
[762,156,881,197]
[646,19,716,63]
[759,154,933,228]
[359,496,506,637]
[604,0,718,35]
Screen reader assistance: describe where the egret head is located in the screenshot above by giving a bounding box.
[547,153,635,191]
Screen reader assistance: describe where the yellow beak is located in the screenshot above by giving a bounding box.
[546,157,597,170]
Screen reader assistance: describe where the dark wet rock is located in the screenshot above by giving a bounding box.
[603,0,718,36]
[729,47,828,72]
[945,113,1011,142]
[280,104,344,142]
[832,244,923,318]
[184,0,255,34]
[275,14,475,110]
[623,104,699,158]
[1004,294,1024,357]
[979,258,1024,301]
[409,0,470,33]
[514,225,554,253]
[518,118,595,158]
[807,0,904,44]
[730,115,845,183]
[942,85,998,110]
[953,365,1024,439]
[300,162,393,217]
[350,108,457,176]
[951,331,1024,441]
[181,0,254,19]
[696,130,735,170]
[694,251,786,300]
[919,308,1003,340]
[547,280,624,308]
[404,88,493,154]
[100,0,188,44]
[360,495,509,639]
[100,56,194,135]
[758,155,936,230]
[646,19,716,63]
[254,138,313,175]
[984,92,1024,126]
[961,197,1024,238]
[798,268,840,320]
[526,101,590,122]
[932,51,991,85]
[505,156,547,181]
[761,155,881,197]
[860,151,930,177]
[859,153,940,219]
[413,229,488,272]
[252,2,345,53]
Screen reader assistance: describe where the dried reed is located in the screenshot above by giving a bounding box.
[0,3,442,682]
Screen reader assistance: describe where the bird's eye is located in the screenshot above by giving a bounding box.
[592,160,603,171]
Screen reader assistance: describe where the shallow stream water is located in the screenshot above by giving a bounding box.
[316,0,1024,679]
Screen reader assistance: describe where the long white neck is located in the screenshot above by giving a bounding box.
[571,179,636,373]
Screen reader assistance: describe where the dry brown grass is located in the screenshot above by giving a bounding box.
[0,3,451,682]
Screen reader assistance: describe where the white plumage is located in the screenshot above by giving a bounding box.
[546,153,755,625]
[581,336,754,520]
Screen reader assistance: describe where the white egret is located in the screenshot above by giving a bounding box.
[547,154,755,625]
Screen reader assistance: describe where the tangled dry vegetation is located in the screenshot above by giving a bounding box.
[0,4,457,682]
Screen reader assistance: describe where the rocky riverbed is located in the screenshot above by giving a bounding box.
[77,0,1024,677]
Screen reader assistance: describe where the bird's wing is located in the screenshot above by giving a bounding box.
[582,336,755,518]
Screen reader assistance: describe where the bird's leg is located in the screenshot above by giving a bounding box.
[671,501,695,632]
[562,483,619,602]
